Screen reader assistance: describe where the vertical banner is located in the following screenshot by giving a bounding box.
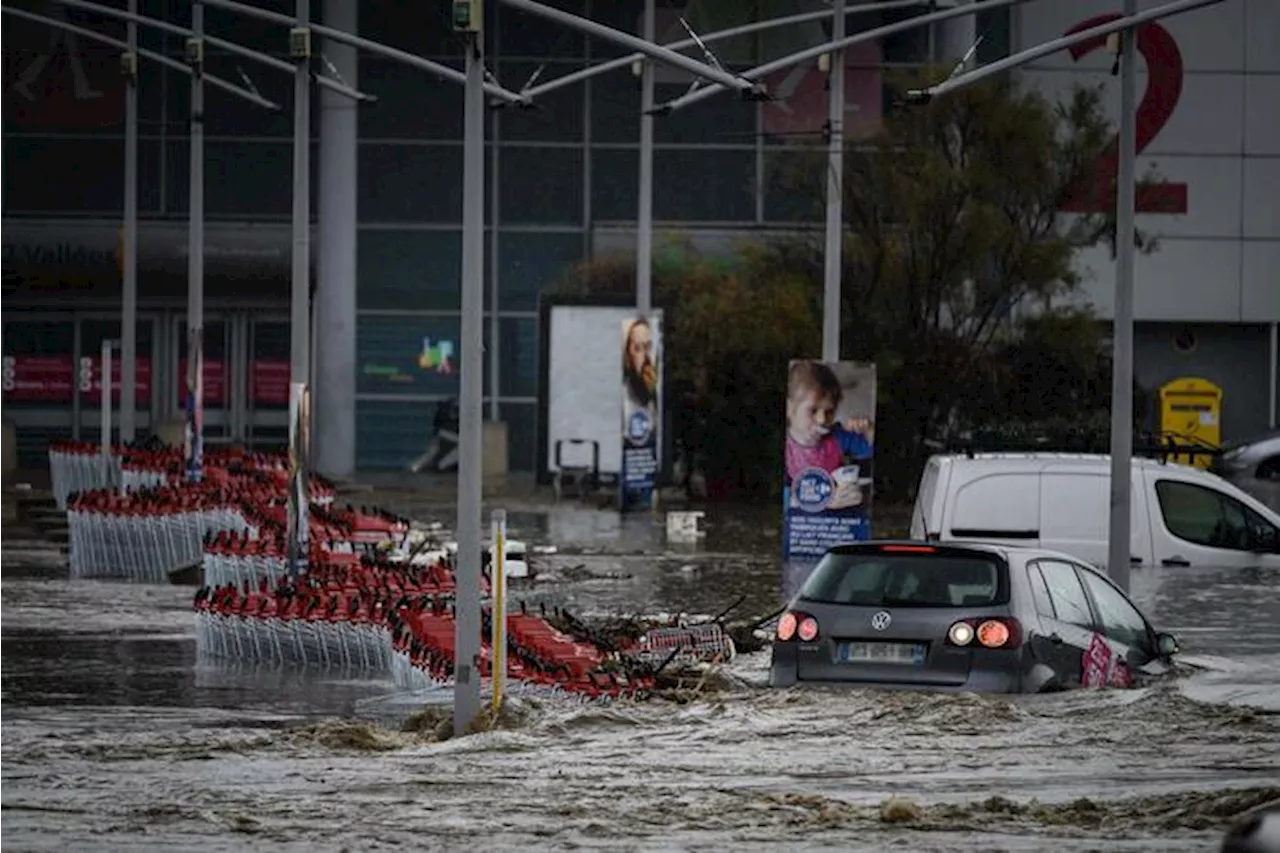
[620,315,662,512]
[185,327,204,482]
[783,360,877,588]
[286,382,311,577]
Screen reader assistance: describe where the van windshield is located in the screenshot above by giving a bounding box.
[798,552,1007,608]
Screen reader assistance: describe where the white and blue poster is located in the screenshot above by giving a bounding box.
[783,360,877,573]
[620,316,661,512]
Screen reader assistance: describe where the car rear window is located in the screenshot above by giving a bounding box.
[798,552,1007,608]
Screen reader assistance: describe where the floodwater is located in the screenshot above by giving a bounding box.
[3,481,1280,851]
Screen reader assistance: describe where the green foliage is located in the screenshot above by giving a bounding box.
[561,71,1155,500]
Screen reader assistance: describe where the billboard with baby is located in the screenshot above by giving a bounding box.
[783,360,877,570]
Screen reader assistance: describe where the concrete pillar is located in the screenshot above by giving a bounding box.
[314,0,359,477]
[937,0,977,64]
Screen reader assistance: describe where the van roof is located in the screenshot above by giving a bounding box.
[930,452,1203,474]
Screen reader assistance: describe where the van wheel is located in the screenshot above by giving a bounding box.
[1256,457,1280,481]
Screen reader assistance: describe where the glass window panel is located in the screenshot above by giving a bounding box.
[763,148,823,223]
[591,147,637,221]
[359,59,464,141]
[482,317,539,399]
[357,314,462,397]
[3,13,125,136]
[165,141,316,218]
[652,76,757,146]
[498,0,585,58]
[498,147,583,225]
[356,399,439,470]
[357,5,466,57]
[3,138,123,214]
[197,0,293,53]
[1036,561,1095,629]
[357,230,463,312]
[496,231,583,311]
[1078,568,1150,650]
[585,0,644,59]
[499,401,537,472]
[654,148,754,221]
[497,61,585,143]
[590,71,641,143]
[976,6,1012,62]
[164,52,295,138]
[359,143,463,222]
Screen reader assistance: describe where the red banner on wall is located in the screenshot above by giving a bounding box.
[176,359,227,406]
[251,359,291,406]
[78,355,153,405]
[2,355,75,403]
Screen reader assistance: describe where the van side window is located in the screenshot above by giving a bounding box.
[1027,565,1056,620]
[1077,567,1151,652]
[1034,560,1094,629]
[1155,480,1278,551]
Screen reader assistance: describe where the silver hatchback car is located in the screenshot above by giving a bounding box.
[770,541,1181,694]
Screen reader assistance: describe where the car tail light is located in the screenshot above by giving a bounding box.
[776,612,797,642]
[947,621,975,646]
[945,617,1021,649]
[879,544,936,554]
[797,614,819,642]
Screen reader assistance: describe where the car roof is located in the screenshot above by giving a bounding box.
[931,452,1202,474]
[826,539,1097,568]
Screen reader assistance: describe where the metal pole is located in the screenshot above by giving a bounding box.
[653,0,1030,113]
[120,0,138,443]
[490,508,507,713]
[1107,0,1138,594]
[915,0,1225,100]
[101,339,114,456]
[821,0,844,364]
[489,107,501,422]
[186,2,205,482]
[1270,322,1278,429]
[454,21,486,735]
[314,0,359,478]
[0,6,278,107]
[498,0,759,94]
[197,0,527,104]
[46,0,371,101]
[635,0,654,316]
[291,0,311,450]
[519,0,927,101]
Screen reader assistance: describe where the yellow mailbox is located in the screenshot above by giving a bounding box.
[1158,377,1223,469]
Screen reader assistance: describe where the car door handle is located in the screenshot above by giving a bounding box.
[1162,557,1191,567]
[1046,633,1064,646]
[1130,556,1143,565]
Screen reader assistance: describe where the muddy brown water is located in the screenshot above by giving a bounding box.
[3,481,1279,851]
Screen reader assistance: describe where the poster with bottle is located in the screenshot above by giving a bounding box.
[620,315,662,512]
[782,360,877,584]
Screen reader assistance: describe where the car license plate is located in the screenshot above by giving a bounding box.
[838,641,925,665]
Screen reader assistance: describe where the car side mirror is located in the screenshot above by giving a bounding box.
[1155,632,1180,659]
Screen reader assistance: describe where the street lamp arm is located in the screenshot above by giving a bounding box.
[499,0,761,96]
[1,4,280,110]
[518,0,929,100]
[45,0,373,102]
[915,0,1225,99]
[196,0,527,106]
[652,0,1033,114]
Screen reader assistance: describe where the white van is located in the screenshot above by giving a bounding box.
[909,453,1280,569]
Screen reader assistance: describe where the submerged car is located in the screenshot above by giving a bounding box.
[770,541,1180,694]
[1214,430,1280,482]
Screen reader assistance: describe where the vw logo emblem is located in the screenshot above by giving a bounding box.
[871,611,892,631]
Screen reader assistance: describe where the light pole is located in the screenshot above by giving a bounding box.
[185,0,205,482]
[1107,0,1139,596]
[636,0,655,316]
[121,0,138,443]
[904,0,1226,592]
[454,0,487,733]
[821,0,845,363]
